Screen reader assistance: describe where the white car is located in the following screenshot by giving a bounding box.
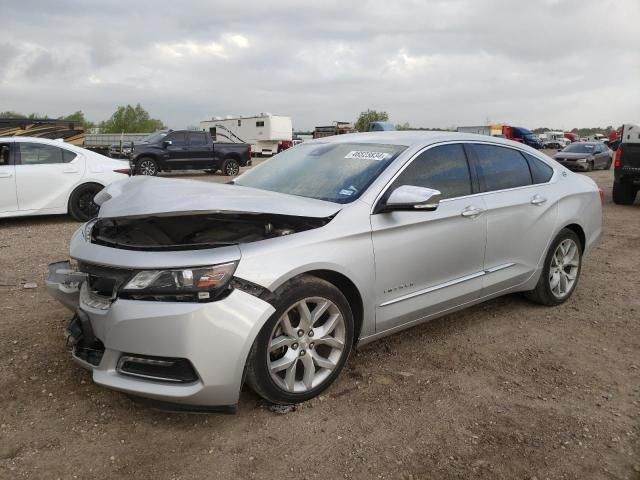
[0,137,130,221]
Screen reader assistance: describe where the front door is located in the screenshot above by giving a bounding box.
[0,142,18,214]
[163,132,189,169]
[371,143,487,333]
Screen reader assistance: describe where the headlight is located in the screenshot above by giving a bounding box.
[120,262,237,301]
[82,218,99,240]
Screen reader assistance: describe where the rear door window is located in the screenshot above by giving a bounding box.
[18,143,74,165]
[188,132,208,146]
[390,143,472,199]
[472,144,532,192]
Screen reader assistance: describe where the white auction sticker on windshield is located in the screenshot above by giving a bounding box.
[344,151,390,161]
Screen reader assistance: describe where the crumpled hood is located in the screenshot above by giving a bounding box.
[95,176,343,219]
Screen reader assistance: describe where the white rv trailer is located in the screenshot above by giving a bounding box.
[200,114,293,156]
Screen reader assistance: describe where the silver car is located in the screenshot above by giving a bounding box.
[47,132,602,411]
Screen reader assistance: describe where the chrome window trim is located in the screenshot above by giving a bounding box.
[370,140,558,215]
[379,262,515,307]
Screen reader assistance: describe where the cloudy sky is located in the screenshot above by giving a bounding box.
[1,0,638,131]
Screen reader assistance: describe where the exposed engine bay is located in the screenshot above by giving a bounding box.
[90,213,332,251]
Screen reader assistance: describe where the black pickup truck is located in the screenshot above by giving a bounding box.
[129,130,251,176]
[613,124,640,205]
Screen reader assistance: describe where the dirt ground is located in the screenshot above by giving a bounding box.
[0,160,638,480]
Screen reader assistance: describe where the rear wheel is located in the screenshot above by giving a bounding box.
[605,159,612,170]
[612,181,637,205]
[136,157,158,176]
[525,228,582,306]
[69,183,103,221]
[222,158,240,176]
[585,161,593,172]
[246,276,354,404]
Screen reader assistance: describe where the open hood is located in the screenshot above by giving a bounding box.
[95,176,343,219]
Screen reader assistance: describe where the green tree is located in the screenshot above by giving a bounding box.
[99,104,165,133]
[354,109,389,132]
[395,122,411,130]
[60,110,95,129]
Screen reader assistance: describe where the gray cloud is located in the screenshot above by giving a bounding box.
[0,0,638,130]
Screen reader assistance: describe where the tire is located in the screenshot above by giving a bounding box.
[136,157,158,176]
[68,183,103,221]
[585,161,593,172]
[612,181,637,205]
[246,276,354,404]
[525,228,582,306]
[222,158,240,176]
[605,159,612,170]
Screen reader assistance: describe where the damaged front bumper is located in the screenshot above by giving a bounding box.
[46,260,275,410]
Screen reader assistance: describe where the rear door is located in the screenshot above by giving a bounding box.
[14,141,84,212]
[0,142,18,214]
[187,132,212,169]
[467,143,559,295]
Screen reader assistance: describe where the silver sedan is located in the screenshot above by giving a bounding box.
[47,132,602,411]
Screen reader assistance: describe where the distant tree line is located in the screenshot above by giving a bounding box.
[533,126,615,137]
[0,104,165,134]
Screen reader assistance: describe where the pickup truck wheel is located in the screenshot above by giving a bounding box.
[222,158,240,176]
[612,181,637,205]
[136,157,158,176]
[69,183,103,221]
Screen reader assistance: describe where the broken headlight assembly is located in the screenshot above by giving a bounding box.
[118,262,237,302]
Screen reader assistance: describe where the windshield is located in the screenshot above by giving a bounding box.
[143,131,168,143]
[235,142,406,203]
[562,143,595,153]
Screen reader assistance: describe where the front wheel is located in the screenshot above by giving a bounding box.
[246,276,354,404]
[136,157,158,176]
[69,183,103,221]
[222,158,240,176]
[525,228,582,306]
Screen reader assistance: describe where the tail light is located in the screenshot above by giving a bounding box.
[598,188,605,205]
[113,168,130,174]
[614,148,622,169]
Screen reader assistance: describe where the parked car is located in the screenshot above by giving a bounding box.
[47,132,602,411]
[553,142,612,171]
[612,123,640,205]
[0,137,129,221]
[129,130,251,176]
[368,121,396,131]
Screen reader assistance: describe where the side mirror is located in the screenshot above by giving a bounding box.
[162,140,173,148]
[380,185,442,212]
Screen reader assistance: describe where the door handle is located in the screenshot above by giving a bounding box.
[531,195,547,206]
[0,172,12,178]
[461,206,484,218]
[62,168,79,174]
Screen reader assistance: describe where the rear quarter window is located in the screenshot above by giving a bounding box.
[523,152,553,184]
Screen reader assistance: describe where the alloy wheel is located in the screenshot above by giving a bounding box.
[139,160,156,175]
[268,297,346,393]
[549,238,580,299]
[77,191,99,218]
[225,162,240,176]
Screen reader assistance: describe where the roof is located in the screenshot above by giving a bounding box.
[305,130,531,149]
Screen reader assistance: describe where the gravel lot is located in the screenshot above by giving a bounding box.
[1,158,638,479]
